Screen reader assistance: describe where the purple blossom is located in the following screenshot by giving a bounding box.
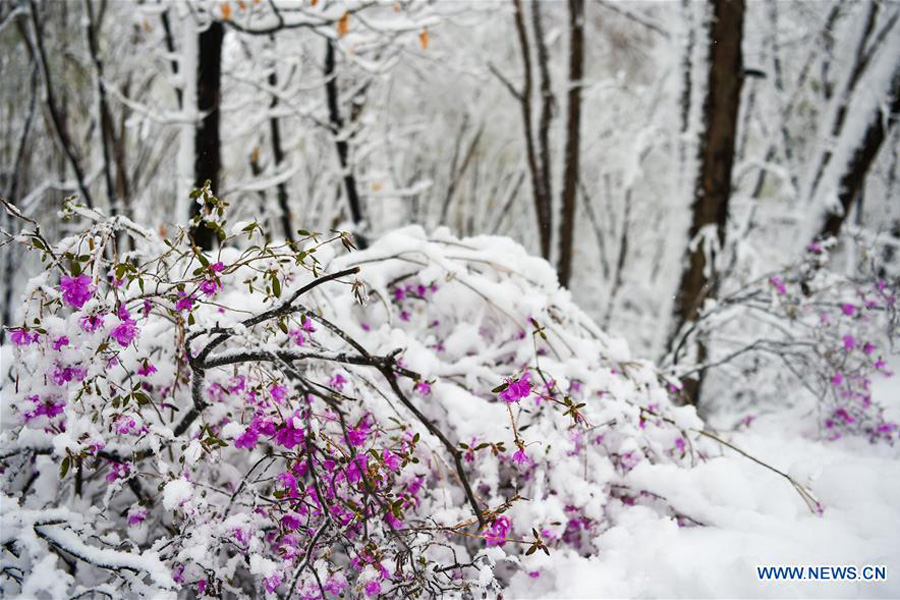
[289,329,306,347]
[499,372,532,403]
[80,314,105,332]
[512,449,528,465]
[199,278,219,296]
[235,427,260,450]
[841,303,856,317]
[51,364,87,386]
[210,261,225,272]
[301,315,316,333]
[59,274,93,309]
[175,291,193,312]
[23,395,66,423]
[282,513,301,530]
[330,372,347,391]
[263,570,283,593]
[485,515,512,547]
[127,508,148,526]
[863,342,876,356]
[105,461,131,482]
[138,363,157,376]
[274,424,304,449]
[842,335,856,351]
[383,449,401,471]
[769,276,787,295]
[110,319,139,347]
[832,372,844,386]
[324,577,347,594]
[347,420,370,447]
[363,580,382,597]
[269,383,287,403]
[10,329,37,346]
[52,336,69,351]
[414,380,432,397]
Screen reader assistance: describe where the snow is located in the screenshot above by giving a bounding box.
[505,357,900,599]
[162,478,193,511]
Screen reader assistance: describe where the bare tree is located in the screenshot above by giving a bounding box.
[557,0,585,288]
[670,0,745,404]
[190,20,224,250]
[816,59,900,241]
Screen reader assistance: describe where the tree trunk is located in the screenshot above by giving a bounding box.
[190,21,224,251]
[511,0,552,260]
[556,0,585,287]
[670,0,745,404]
[324,39,366,248]
[816,60,900,241]
[268,68,294,243]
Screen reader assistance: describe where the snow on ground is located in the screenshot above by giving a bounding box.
[507,357,900,599]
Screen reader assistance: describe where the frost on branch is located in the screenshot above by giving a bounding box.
[2,207,709,598]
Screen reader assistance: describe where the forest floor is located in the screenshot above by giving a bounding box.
[506,356,900,599]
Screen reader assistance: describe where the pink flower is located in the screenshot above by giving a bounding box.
[80,314,105,332]
[392,288,405,301]
[301,315,316,333]
[235,427,260,450]
[51,364,87,386]
[269,383,287,403]
[383,449,401,471]
[364,581,382,597]
[59,274,93,309]
[52,336,69,351]
[499,372,532,403]
[347,421,370,447]
[210,261,225,272]
[199,278,219,296]
[330,372,347,391]
[808,242,823,254]
[282,513,301,530]
[324,577,347,594]
[512,449,528,464]
[289,329,305,347]
[832,372,844,386]
[137,363,157,376]
[842,335,856,351]
[110,319,139,347]
[127,507,148,526]
[10,329,37,346]
[674,438,686,453]
[175,291,194,312]
[863,342,876,356]
[485,515,512,547]
[769,276,787,295]
[274,424,304,449]
[105,461,131,482]
[414,380,432,397]
[841,303,856,317]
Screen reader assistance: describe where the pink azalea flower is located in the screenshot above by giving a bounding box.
[414,380,432,396]
[199,278,219,296]
[485,515,512,547]
[269,383,287,403]
[110,319,139,347]
[137,363,157,376]
[364,581,382,597]
[840,303,856,317]
[769,276,787,295]
[52,336,69,351]
[80,314,105,332]
[863,342,876,356]
[382,449,401,471]
[10,329,37,346]
[127,507,148,526]
[175,291,194,312]
[330,372,347,391]
[59,274,93,309]
[499,372,532,403]
[210,261,225,272]
[842,335,856,351]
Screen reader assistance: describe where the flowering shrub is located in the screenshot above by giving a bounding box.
[671,240,898,443]
[1,199,709,598]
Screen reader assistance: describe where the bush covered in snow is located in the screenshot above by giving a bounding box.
[3,200,722,599]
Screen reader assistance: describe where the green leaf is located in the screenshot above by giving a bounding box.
[272,276,281,298]
[491,382,509,393]
[60,456,71,478]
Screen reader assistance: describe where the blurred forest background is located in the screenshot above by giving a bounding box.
[2,0,899,410]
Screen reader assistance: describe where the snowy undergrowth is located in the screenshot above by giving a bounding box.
[1,201,896,599]
[1,204,712,599]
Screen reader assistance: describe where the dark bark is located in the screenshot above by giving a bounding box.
[556,0,585,287]
[670,0,745,404]
[531,1,554,216]
[160,9,183,107]
[25,0,94,209]
[511,0,552,260]
[82,0,120,219]
[190,21,224,251]
[816,60,900,241]
[324,39,366,248]
[268,68,294,242]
